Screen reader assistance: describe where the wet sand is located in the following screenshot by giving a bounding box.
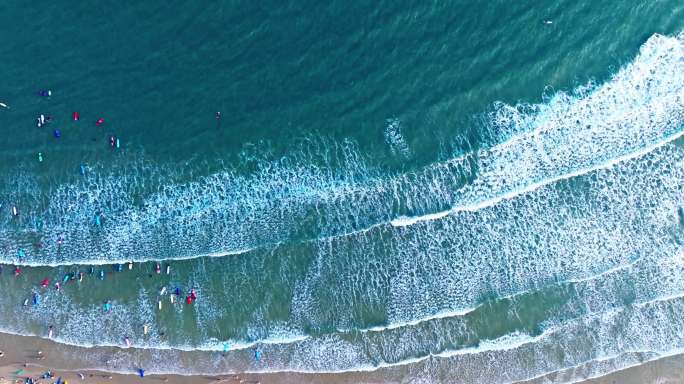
[575,354,684,384]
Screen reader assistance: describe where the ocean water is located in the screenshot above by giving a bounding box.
[1,1,684,382]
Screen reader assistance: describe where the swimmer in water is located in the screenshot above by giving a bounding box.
[215,111,221,120]
[543,20,553,24]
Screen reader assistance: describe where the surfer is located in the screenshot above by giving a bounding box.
[41,278,49,287]
[543,20,553,25]
[155,263,161,274]
[38,90,52,97]
[14,266,21,276]
[0,102,8,108]
[96,118,104,126]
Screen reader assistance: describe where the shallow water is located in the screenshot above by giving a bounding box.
[1,1,684,381]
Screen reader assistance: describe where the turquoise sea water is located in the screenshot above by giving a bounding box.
[1,1,684,382]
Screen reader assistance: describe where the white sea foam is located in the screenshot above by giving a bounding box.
[384,118,411,158]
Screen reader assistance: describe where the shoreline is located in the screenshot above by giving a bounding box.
[0,331,394,384]
[2,329,683,383]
